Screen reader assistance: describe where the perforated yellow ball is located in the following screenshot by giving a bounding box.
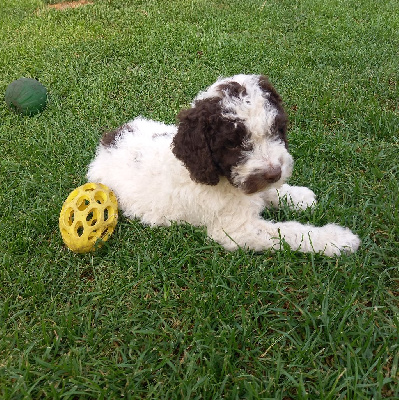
[59,183,118,253]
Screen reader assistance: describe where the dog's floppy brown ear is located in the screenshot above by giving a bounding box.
[172,98,222,185]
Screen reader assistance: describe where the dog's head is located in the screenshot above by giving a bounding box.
[172,74,294,194]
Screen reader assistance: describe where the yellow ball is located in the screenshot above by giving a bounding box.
[59,183,118,253]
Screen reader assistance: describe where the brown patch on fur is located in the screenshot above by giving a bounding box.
[172,98,248,185]
[217,81,248,98]
[101,126,125,147]
[48,1,93,10]
[258,75,282,106]
[272,112,289,149]
[242,167,282,194]
[258,75,289,148]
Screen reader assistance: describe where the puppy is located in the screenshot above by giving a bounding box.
[87,74,360,256]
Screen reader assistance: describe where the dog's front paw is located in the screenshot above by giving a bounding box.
[319,224,361,256]
[285,186,317,210]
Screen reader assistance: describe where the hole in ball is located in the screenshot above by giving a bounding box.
[101,228,109,239]
[77,196,90,211]
[75,221,84,237]
[95,191,107,204]
[65,208,74,226]
[86,209,98,226]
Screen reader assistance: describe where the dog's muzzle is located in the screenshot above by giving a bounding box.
[241,166,283,194]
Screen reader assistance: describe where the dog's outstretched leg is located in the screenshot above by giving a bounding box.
[209,220,361,256]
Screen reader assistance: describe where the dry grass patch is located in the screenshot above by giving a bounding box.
[47,0,93,11]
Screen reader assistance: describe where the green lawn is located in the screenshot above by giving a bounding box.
[1,0,398,398]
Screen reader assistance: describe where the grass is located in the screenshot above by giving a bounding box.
[0,0,398,398]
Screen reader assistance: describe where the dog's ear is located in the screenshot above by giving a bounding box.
[172,98,222,185]
[258,75,282,106]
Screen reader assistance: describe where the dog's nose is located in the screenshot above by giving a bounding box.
[264,166,282,183]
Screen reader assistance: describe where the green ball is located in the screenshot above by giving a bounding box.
[5,78,48,116]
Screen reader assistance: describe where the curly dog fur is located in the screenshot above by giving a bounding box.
[87,74,360,256]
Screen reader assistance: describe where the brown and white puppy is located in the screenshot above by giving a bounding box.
[87,74,360,255]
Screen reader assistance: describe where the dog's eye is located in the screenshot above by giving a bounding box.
[226,144,241,151]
